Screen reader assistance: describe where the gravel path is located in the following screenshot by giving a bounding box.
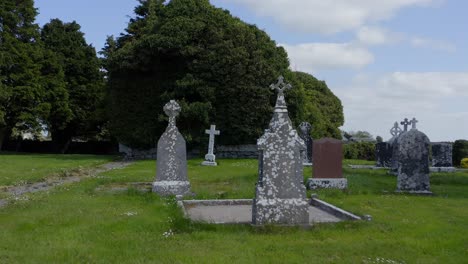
[0,161,134,209]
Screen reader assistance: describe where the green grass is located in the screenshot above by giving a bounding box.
[1,158,467,263]
[0,153,116,186]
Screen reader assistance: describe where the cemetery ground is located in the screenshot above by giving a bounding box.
[1,155,467,263]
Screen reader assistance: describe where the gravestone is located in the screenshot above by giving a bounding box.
[396,118,432,194]
[298,122,313,166]
[307,138,346,189]
[431,143,453,167]
[152,100,191,196]
[375,142,392,167]
[389,120,405,175]
[252,76,309,225]
[201,125,220,166]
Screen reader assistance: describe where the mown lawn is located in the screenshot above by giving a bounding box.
[0,158,467,263]
[0,153,116,186]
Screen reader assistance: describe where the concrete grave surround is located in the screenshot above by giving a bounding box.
[298,122,313,166]
[202,125,220,166]
[308,138,347,189]
[252,76,309,225]
[431,143,453,167]
[152,100,191,196]
[396,118,432,194]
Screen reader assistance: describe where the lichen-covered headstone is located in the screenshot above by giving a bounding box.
[298,122,313,165]
[308,138,346,189]
[431,143,453,167]
[201,125,220,166]
[252,76,309,225]
[152,100,191,196]
[396,118,432,194]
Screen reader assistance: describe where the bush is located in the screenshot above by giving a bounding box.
[461,158,468,169]
[343,142,375,161]
[453,140,468,166]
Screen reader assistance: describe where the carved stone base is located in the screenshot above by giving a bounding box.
[307,178,348,189]
[152,181,191,196]
[252,198,309,225]
[201,161,217,166]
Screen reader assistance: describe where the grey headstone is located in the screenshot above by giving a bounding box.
[375,142,392,167]
[396,119,431,193]
[388,121,403,174]
[431,143,453,167]
[252,76,309,225]
[152,100,191,196]
[298,122,313,165]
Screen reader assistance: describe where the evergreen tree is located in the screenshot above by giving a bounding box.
[0,0,47,149]
[41,19,105,152]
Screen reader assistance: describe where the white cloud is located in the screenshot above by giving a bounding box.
[356,26,403,45]
[336,71,468,141]
[220,0,438,34]
[410,37,456,52]
[281,43,374,71]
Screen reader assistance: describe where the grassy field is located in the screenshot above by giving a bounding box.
[0,158,467,263]
[0,153,116,186]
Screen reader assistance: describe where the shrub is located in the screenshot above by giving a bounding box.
[461,158,468,169]
[453,140,468,166]
[343,142,375,161]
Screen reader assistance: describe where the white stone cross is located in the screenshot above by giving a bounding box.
[410,117,418,130]
[400,118,410,132]
[202,125,220,165]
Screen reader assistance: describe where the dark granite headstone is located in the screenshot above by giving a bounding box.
[396,118,431,194]
[152,100,191,196]
[307,138,346,189]
[375,142,392,167]
[298,122,313,165]
[252,76,309,225]
[431,143,453,167]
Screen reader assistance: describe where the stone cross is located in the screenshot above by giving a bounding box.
[202,125,220,166]
[400,118,410,132]
[410,117,418,130]
[270,76,292,94]
[270,76,292,111]
[390,122,402,137]
[163,100,181,127]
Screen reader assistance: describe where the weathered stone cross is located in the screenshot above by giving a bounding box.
[270,76,292,111]
[400,118,410,132]
[410,117,418,130]
[163,100,181,127]
[204,125,220,162]
[270,76,292,94]
[390,122,402,136]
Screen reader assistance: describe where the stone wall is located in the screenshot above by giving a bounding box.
[216,145,258,159]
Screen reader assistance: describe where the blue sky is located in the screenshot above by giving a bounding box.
[35,0,468,141]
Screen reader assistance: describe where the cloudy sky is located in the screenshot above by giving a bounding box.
[35,0,468,141]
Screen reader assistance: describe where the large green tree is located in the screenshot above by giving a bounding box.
[0,0,47,149]
[41,19,105,152]
[290,71,344,139]
[106,0,344,149]
[106,0,289,149]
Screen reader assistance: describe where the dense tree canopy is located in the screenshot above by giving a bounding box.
[41,19,105,152]
[105,0,344,149]
[106,0,289,148]
[0,0,46,148]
